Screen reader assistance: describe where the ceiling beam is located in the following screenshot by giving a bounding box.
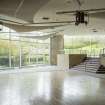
[76,0,82,6]
[14,0,25,17]
[56,8,105,14]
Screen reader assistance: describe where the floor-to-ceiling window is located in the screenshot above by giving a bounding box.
[0,25,50,69]
[20,37,50,66]
[64,35,105,57]
[0,26,9,69]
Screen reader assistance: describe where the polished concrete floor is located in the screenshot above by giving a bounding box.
[0,70,105,105]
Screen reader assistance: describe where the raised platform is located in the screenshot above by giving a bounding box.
[57,54,87,68]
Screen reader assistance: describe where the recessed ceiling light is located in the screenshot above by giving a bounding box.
[93,30,98,33]
[92,29,98,32]
[66,0,72,4]
[92,29,97,30]
[42,17,50,20]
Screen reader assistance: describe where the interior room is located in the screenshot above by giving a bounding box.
[0,0,105,105]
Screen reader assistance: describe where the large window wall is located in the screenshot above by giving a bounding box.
[64,35,105,57]
[0,26,50,69]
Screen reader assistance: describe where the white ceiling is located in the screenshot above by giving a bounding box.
[0,0,105,35]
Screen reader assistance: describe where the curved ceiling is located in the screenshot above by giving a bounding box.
[0,0,49,22]
[0,0,105,35]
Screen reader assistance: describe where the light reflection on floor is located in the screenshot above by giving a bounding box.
[0,71,105,105]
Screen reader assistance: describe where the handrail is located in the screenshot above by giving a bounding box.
[67,49,88,54]
[100,48,105,55]
[65,48,105,57]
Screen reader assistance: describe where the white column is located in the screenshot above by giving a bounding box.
[19,38,22,68]
[9,29,12,68]
[50,34,64,65]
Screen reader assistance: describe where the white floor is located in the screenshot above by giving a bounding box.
[0,69,105,105]
[0,65,105,79]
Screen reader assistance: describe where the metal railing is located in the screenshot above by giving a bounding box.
[100,48,105,55]
[66,49,102,73]
[65,49,88,54]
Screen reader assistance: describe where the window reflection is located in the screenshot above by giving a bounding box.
[63,76,100,99]
[30,73,51,102]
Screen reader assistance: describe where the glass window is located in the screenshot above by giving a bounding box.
[0,25,50,70]
[64,35,105,57]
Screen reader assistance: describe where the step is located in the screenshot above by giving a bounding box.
[96,71,105,74]
[71,58,100,73]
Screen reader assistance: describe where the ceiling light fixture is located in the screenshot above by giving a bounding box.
[75,11,89,25]
[56,8,105,26]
